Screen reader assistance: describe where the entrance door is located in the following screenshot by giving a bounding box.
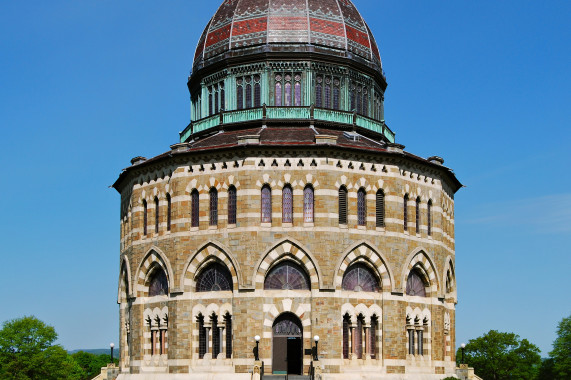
[272,313,303,375]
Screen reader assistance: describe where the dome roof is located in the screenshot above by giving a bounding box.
[193,0,382,71]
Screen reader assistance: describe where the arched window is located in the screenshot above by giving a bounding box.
[224,313,232,358]
[324,77,331,108]
[211,314,220,357]
[357,188,367,226]
[143,200,148,235]
[355,315,364,359]
[208,86,213,115]
[339,186,348,225]
[275,76,282,106]
[261,185,272,223]
[316,76,323,106]
[237,77,244,110]
[245,77,252,108]
[342,263,380,292]
[304,185,314,223]
[403,194,409,231]
[427,200,432,236]
[254,74,261,107]
[415,197,421,234]
[342,314,350,359]
[196,263,232,292]
[198,314,206,358]
[191,190,199,228]
[282,185,293,223]
[333,78,340,110]
[154,197,159,233]
[166,194,172,231]
[406,270,427,297]
[264,261,310,290]
[228,186,237,225]
[376,190,385,227]
[209,188,218,226]
[148,268,168,297]
[285,76,292,106]
[294,74,302,106]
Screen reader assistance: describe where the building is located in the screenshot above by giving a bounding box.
[113,1,462,378]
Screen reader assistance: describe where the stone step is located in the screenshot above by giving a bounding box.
[262,376,310,380]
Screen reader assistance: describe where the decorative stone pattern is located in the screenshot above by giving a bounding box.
[194,0,382,70]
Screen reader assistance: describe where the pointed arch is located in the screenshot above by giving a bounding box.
[135,247,174,297]
[118,255,132,303]
[442,256,457,301]
[334,241,394,292]
[401,247,441,297]
[253,238,322,290]
[181,240,240,292]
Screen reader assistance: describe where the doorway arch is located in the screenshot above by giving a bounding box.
[272,312,303,375]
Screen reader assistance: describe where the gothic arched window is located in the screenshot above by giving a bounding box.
[357,188,367,226]
[427,200,432,236]
[264,261,310,290]
[416,197,421,234]
[342,263,379,292]
[154,197,159,233]
[261,185,272,223]
[166,193,172,231]
[282,185,293,223]
[406,270,427,297]
[339,186,348,225]
[228,186,237,225]
[196,263,232,292]
[376,189,385,227]
[403,194,409,231]
[304,185,314,223]
[237,77,244,110]
[191,190,199,228]
[149,268,168,297]
[143,200,148,235]
[209,188,218,226]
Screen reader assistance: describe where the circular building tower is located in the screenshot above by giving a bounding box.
[113,1,462,379]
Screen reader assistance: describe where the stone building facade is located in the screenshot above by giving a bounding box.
[113,1,461,379]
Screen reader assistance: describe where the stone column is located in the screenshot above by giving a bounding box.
[364,325,371,360]
[204,324,211,355]
[349,326,355,359]
[219,327,225,359]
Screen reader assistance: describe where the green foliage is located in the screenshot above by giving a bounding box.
[456,330,541,380]
[71,351,118,380]
[442,377,458,380]
[549,314,571,379]
[536,357,556,380]
[0,316,85,380]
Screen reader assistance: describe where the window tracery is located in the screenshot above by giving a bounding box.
[303,185,314,223]
[357,188,367,226]
[406,270,427,297]
[342,263,379,292]
[228,186,237,225]
[264,261,310,290]
[196,263,232,292]
[149,269,168,297]
[261,185,272,223]
[282,185,293,223]
[275,72,302,106]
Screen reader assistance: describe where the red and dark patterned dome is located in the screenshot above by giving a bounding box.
[193,0,382,71]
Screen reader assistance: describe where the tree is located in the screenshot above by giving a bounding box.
[0,316,85,380]
[456,330,541,380]
[71,351,118,380]
[549,314,571,379]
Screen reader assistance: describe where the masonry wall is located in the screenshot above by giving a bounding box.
[117,150,457,377]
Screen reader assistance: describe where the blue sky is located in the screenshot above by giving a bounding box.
[0,1,569,355]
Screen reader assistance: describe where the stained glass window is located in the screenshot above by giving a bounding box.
[376,190,385,228]
[316,76,322,106]
[273,315,302,337]
[208,86,213,115]
[264,261,310,290]
[246,79,252,108]
[149,268,168,296]
[294,81,301,106]
[196,263,232,292]
[191,190,199,228]
[237,78,243,110]
[220,82,225,111]
[304,186,314,223]
[166,194,171,231]
[350,84,356,111]
[261,185,271,223]
[228,186,237,225]
[209,188,218,226]
[342,263,379,292]
[406,270,426,297]
[416,197,421,234]
[282,185,293,223]
[427,200,432,236]
[333,85,340,110]
[143,200,148,235]
[339,186,348,225]
[254,75,261,107]
[154,197,159,233]
[403,194,409,231]
[356,86,362,114]
[362,87,368,116]
[275,75,282,106]
[357,188,366,226]
[285,81,292,106]
[325,77,331,108]
[214,84,219,114]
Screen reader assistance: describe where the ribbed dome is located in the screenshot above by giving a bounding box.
[193,0,382,71]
